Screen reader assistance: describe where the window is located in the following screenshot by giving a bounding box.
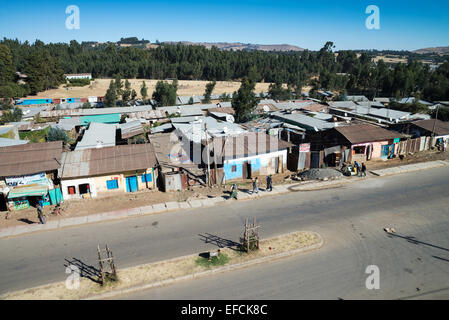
[353,146,366,155]
[106,180,119,189]
[231,165,237,172]
[79,183,90,194]
[141,173,152,183]
[68,186,76,195]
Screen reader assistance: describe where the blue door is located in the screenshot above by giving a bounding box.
[126,176,138,192]
[381,144,395,159]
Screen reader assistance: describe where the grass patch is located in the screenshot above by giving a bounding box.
[19,127,49,143]
[195,252,230,269]
[0,130,15,139]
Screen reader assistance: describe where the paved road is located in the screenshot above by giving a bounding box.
[1,167,449,298]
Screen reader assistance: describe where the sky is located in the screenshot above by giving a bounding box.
[0,0,448,51]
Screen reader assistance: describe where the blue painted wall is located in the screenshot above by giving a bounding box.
[223,157,263,181]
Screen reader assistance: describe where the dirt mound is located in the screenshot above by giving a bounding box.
[297,168,343,181]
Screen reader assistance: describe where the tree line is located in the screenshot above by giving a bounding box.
[1,38,449,106]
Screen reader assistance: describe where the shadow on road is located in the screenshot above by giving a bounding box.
[64,258,102,284]
[387,233,449,252]
[199,233,241,251]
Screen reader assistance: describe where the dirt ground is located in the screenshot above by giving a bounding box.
[1,149,447,230]
[1,231,320,300]
[24,79,273,100]
[360,149,449,171]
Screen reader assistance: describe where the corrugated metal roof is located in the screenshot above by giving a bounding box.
[40,105,157,118]
[356,101,385,108]
[346,95,369,102]
[60,143,158,179]
[334,124,400,144]
[271,112,336,131]
[0,141,63,177]
[75,122,116,151]
[53,118,81,131]
[80,114,121,125]
[328,101,358,109]
[180,106,203,117]
[208,132,293,160]
[411,119,449,136]
[0,138,28,148]
[118,120,144,139]
[8,183,48,198]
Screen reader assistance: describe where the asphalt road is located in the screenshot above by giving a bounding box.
[1,167,449,299]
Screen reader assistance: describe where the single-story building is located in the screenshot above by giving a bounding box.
[310,124,402,166]
[59,144,159,200]
[65,73,92,80]
[0,141,64,211]
[389,119,449,149]
[206,132,293,182]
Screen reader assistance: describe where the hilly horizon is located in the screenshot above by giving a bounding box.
[161,41,305,52]
[413,46,449,54]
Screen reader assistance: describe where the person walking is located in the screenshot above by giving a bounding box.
[361,163,367,177]
[252,177,259,195]
[37,200,46,224]
[266,174,273,192]
[229,183,238,200]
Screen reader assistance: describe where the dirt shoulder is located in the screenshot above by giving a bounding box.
[1,231,322,300]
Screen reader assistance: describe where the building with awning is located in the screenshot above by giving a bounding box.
[0,141,63,211]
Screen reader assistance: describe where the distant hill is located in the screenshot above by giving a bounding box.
[413,46,449,54]
[162,41,305,52]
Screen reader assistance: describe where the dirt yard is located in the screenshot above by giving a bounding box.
[361,149,449,171]
[1,231,321,300]
[24,79,273,100]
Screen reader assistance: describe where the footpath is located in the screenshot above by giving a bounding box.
[1,159,448,239]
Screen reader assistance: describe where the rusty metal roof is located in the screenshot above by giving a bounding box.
[59,143,158,179]
[334,124,400,144]
[0,141,63,177]
[209,132,293,160]
[411,119,449,136]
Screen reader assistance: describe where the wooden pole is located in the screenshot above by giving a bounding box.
[205,123,211,187]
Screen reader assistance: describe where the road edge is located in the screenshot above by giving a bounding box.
[84,231,324,300]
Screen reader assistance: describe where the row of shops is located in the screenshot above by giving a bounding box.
[0,141,159,211]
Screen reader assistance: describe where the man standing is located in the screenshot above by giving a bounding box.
[354,161,360,176]
[266,174,273,192]
[37,200,46,224]
[252,177,259,195]
[361,163,367,177]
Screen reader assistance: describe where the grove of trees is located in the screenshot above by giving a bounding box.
[1,38,449,105]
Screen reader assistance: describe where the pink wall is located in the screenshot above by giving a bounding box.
[352,140,390,159]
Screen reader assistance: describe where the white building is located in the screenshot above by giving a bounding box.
[65,73,92,80]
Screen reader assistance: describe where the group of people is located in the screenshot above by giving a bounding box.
[250,175,273,195]
[354,161,367,177]
[229,175,273,200]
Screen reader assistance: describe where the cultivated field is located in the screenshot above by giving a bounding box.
[24,79,273,100]
[373,55,408,64]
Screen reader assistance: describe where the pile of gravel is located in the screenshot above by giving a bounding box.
[297,168,343,181]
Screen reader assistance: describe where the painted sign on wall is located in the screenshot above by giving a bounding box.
[5,172,47,187]
[299,143,310,152]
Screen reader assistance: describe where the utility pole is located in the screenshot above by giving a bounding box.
[205,122,211,187]
[431,104,440,148]
[212,136,219,186]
